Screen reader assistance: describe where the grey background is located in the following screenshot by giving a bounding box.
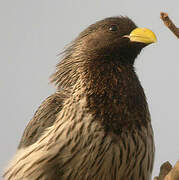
[0,0,179,178]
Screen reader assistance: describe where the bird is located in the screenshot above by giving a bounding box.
[3,16,157,180]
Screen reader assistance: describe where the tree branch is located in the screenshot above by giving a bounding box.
[160,12,179,38]
[154,160,179,180]
[156,11,179,180]
[154,161,172,180]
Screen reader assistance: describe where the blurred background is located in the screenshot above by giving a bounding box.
[0,0,179,178]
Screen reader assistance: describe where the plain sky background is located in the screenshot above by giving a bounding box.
[0,0,179,178]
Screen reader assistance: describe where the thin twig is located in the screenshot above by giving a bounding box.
[160,12,179,38]
[154,161,172,180]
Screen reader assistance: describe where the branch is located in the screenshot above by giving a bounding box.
[154,161,172,180]
[154,160,179,180]
[160,12,179,38]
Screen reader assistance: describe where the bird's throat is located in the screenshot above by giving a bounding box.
[83,63,150,134]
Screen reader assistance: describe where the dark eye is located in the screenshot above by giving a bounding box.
[109,25,118,32]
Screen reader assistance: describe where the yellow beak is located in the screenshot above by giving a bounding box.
[126,28,157,44]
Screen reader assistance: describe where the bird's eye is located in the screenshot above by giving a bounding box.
[109,25,118,32]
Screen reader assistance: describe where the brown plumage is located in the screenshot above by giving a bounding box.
[4,16,155,180]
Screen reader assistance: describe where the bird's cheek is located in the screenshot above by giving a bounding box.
[85,38,100,49]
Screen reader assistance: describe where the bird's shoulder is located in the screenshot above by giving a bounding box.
[18,90,69,149]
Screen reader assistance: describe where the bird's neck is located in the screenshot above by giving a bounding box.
[81,61,150,134]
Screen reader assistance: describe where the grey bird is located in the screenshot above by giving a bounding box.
[3,16,157,180]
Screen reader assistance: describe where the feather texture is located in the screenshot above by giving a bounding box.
[4,16,155,180]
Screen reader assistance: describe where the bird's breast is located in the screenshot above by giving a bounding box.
[55,95,154,180]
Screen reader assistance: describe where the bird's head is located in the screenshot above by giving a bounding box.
[75,16,157,64]
[51,16,157,90]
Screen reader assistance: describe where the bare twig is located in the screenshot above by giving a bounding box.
[164,160,179,180]
[154,161,172,180]
[160,12,179,38]
[154,160,179,180]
